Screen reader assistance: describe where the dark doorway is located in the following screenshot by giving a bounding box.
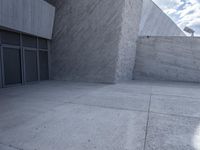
[24,49,38,82]
[39,51,49,80]
[2,47,22,85]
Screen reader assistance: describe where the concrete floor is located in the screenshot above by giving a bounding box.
[0,80,200,150]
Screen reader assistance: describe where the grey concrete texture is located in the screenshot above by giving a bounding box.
[115,0,142,81]
[50,0,142,83]
[0,81,148,150]
[146,113,200,150]
[1,80,200,149]
[72,90,150,112]
[0,144,16,150]
[0,0,55,39]
[139,0,185,36]
[134,36,200,82]
[151,95,200,118]
[0,103,147,150]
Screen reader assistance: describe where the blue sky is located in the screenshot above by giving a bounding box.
[152,0,200,36]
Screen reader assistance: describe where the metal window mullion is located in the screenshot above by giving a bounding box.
[0,51,2,88]
[22,48,27,84]
[37,37,40,81]
[0,30,1,44]
[1,44,20,49]
[0,30,2,88]
[23,46,38,51]
[38,48,48,51]
[1,46,5,87]
[47,40,50,80]
[20,33,25,85]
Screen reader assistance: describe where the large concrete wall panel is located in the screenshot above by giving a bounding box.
[133,36,200,82]
[50,0,142,83]
[50,0,124,83]
[0,0,55,39]
[139,0,185,36]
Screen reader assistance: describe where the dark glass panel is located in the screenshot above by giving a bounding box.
[22,34,37,48]
[25,50,38,82]
[39,51,49,80]
[3,48,22,85]
[1,30,20,46]
[38,38,48,49]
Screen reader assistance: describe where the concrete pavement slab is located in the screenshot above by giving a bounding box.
[0,144,17,150]
[152,85,200,99]
[145,113,200,150]
[72,90,150,112]
[0,104,147,150]
[151,95,200,118]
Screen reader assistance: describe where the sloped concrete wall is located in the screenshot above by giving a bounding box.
[51,0,142,83]
[139,0,185,36]
[133,36,200,82]
[0,0,55,39]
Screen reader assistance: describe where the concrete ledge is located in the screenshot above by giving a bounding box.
[0,0,55,39]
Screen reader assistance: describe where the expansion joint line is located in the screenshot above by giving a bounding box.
[143,94,152,150]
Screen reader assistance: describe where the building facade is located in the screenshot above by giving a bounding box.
[0,0,55,88]
[0,0,190,88]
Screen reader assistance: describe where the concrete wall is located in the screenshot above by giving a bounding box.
[133,36,200,82]
[116,0,142,81]
[139,0,185,36]
[51,0,142,83]
[0,0,55,39]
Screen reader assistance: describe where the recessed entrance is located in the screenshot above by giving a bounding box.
[0,29,49,88]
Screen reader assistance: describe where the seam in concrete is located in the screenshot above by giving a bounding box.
[63,101,148,113]
[0,142,23,150]
[151,93,200,100]
[143,94,152,150]
[150,111,200,120]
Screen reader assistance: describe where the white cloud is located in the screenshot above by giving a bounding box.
[152,0,200,36]
[164,8,177,15]
[153,0,184,10]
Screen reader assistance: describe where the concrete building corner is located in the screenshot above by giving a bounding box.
[115,0,143,81]
[50,0,143,83]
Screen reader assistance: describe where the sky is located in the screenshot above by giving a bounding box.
[152,0,200,36]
